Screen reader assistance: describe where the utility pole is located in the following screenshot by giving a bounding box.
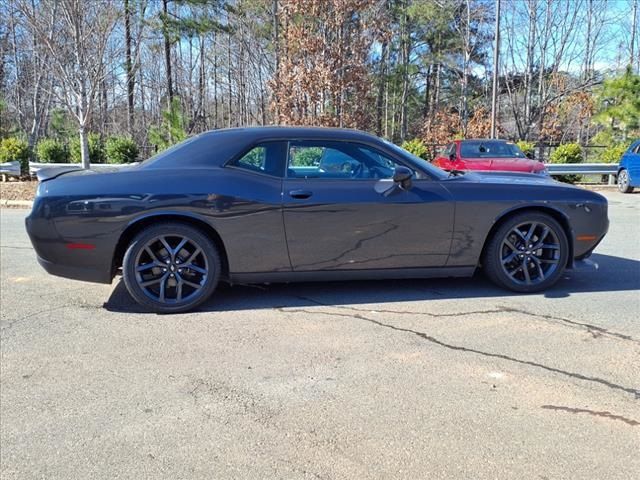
[490,0,501,139]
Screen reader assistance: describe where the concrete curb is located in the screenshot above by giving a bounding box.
[0,199,33,208]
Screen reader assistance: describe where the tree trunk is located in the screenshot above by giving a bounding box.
[461,0,471,135]
[163,0,174,107]
[125,0,135,134]
[399,1,410,141]
[199,33,206,128]
[423,64,431,120]
[79,126,90,169]
[523,0,536,136]
[632,0,638,70]
[227,29,232,128]
[375,41,388,136]
[273,0,280,123]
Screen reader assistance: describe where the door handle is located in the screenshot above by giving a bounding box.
[289,190,313,199]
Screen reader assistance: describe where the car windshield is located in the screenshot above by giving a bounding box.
[460,141,526,159]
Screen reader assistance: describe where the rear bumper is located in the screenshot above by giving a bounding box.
[36,255,112,284]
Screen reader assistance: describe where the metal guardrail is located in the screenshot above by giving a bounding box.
[28,162,136,176]
[1,161,136,178]
[0,161,21,177]
[546,163,618,176]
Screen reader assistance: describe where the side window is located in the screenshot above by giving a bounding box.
[230,142,286,177]
[633,143,640,154]
[237,146,266,170]
[287,141,408,180]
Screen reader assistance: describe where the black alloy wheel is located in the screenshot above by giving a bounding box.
[483,212,569,293]
[123,223,220,313]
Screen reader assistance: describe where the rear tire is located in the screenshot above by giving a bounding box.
[617,169,634,193]
[122,222,221,313]
[483,212,569,293]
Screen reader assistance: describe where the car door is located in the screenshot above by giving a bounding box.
[282,140,455,271]
[628,142,640,186]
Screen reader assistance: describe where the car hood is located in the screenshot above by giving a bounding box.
[455,170,569,187]
[461,157,544,173]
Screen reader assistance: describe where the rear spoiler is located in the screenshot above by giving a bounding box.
[36,166,86,183]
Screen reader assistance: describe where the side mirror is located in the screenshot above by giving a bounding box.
[449,152,456,161]
[393,166,413,190]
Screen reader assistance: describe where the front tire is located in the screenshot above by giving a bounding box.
[483,212,569,293]
[617,169,634,193]
[122,223,221,313]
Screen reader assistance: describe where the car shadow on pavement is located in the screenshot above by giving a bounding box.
[103,253,640,314]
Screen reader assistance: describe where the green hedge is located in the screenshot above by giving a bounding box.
[70,133,105,164]
[36,138,68,163]
[550,143,582,183]
[599,142,631,163]
[401,138,430,160]
[516,140,535,159]
[0,137,30,174]
[105,136,139,164]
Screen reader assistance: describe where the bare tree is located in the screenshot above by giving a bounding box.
[18,0,119,168]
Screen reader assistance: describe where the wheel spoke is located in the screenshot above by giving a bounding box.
[513,228,527,242]
[522,262,532,284]
[176,279,183,301]
[144,246,160,263]
[158,275,167,302]
[182,278,203,289]
[540,243,560,250]
[185,263,207,275]
[503,238,519,252]
[136,262,160,272]
[159,237,173,258]
[184,248,202,265]
[140,274,165,287]
[524,222,537,242]
[532,226,550,249]
[535,262,545,280]
[173,237,189,258]
[502,251,519,264]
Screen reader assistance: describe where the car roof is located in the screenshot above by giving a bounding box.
[199,126,380,142]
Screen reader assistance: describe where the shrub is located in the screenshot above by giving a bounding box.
[70,133,105,164]
[549,143,582,164]
[0,137,30,175]
[550,143,582,183]
[401,138,430,160]
[516,140,535,159]
[36,138,68,163]
[599,142,631,163]
[105,136,139,164]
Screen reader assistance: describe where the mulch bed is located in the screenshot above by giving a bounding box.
[0,180,38,202]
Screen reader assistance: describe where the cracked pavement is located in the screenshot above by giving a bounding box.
[1,190,639,479]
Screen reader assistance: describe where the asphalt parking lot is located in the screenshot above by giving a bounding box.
[1,190,639,479]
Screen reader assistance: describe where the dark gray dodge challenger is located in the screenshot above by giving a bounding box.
[26,127,609,313]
